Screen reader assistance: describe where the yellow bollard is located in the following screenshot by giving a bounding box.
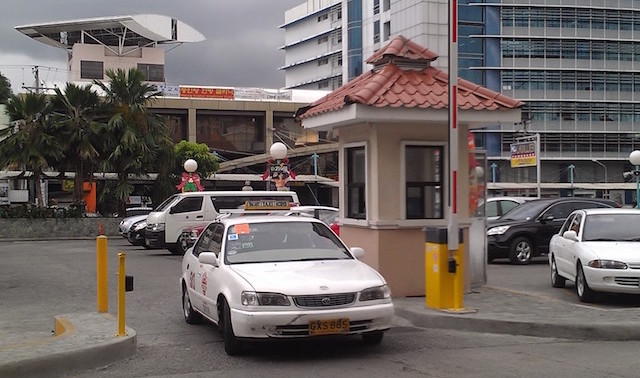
[96,235,108,313]
[117,252,127,336]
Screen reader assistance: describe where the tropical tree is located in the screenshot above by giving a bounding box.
[0,72,12,104]
[93,68,173,215]
[50,83,103,206]
[0,92,63,207]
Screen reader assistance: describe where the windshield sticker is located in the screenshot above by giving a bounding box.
[235,223,250,234]
[241,242,253,248]
[228,233,238,241]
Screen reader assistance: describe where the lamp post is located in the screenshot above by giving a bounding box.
[267,142,288,191]
[629,151,640,209]
[591,159,607,183]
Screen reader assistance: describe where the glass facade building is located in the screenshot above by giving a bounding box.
[468,0,640,200]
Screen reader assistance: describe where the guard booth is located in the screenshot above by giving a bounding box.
[297,36,522,297]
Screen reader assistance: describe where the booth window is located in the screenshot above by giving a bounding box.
[405,145,443,219]
[346,146,366,219]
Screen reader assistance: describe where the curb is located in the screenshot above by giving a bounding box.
[394,306,640,341]
[0,313,137,378]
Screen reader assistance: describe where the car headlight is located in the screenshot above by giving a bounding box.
[588,260,628,269]
[133,222,146,231]
[241,291,291,306]
[148,223,165,232]
[359,285,391,301]
[487,225,510,236]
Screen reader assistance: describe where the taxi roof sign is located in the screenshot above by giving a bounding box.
[244,200,291,210]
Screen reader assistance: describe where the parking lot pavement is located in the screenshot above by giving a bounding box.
[4,239,640,377]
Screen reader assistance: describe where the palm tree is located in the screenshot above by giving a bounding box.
[0,92,63,207]
[93,68,173,215]
[51,83,102,206]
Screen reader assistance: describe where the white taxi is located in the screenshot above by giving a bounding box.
[179,209,394,355]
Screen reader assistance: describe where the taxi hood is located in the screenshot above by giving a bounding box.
[229,260,386,295]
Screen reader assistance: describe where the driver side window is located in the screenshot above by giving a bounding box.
[192,223,224,257]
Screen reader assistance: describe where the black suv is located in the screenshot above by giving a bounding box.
[487,197,618,265]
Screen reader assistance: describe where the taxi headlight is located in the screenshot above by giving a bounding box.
[241,291,290,306]
[487,225,510,236]
[588,260,628,269]
[359,285,391,301]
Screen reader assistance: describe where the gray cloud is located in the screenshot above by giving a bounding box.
[0,0,301,93]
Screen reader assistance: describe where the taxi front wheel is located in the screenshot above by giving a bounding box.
[221,299,243,356]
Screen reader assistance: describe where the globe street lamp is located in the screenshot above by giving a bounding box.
[629,151,640,209]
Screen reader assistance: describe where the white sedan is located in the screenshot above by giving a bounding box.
[549,208,640,302]
[180,214,394,355]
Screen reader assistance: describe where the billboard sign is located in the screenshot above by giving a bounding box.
[510,140,537,168]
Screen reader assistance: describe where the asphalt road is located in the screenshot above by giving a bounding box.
[4,239,640,377]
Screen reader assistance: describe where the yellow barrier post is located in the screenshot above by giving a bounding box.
[96,235,108,313]
[117,252,127,336]
[425,227,467,311]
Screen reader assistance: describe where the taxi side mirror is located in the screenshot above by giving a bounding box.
[198,252,219,267]
[350,247,365,259]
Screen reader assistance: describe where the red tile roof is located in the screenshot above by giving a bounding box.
[297,35,523,120]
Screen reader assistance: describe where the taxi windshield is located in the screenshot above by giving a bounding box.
[224,221,351,264]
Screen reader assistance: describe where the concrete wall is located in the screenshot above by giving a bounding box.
[0,218,121,240]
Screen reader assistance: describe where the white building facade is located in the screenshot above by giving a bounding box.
[280,0,450,91]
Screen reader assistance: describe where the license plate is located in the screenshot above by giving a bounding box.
[309,318,350,335]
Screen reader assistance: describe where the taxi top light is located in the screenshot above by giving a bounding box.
[244,200,291,210]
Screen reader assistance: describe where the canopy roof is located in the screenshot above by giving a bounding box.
[15,14,205,50]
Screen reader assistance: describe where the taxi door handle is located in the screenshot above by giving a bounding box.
[196,215,203,219]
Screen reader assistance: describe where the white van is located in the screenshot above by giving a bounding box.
[144,191,299,254]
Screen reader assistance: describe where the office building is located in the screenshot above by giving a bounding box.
[282,0,640,203]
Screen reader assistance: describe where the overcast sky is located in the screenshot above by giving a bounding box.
[0,0,302,94]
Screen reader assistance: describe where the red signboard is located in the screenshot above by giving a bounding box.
[179,86,235,99]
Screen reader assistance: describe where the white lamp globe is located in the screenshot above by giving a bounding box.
[184,159,198,173]
[475,166,484,179]
[270,142,288,160]
[630,150,640,166]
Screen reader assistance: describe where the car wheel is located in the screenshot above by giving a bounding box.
[221,299,243,356]
[126,233,137,245]
[182,286,202,324]
[179,235,189,255]
[576,263,596,303]
[362,331,384,345]
[550,256,566,288]
[168,244,182,255]
[508,237,533,265]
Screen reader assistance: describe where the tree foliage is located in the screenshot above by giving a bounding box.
[0,72,12,104]
[0,93,64,207]
[50,83,103,205]
[174,140,219,178]
[93,68,174,214]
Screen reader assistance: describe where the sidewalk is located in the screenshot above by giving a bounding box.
[3,285,640,377]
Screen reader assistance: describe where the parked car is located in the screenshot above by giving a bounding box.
[476,196,537,221]
[549,208,640,302]
[118,207,153,237]
[180,213,394,355]
[177,223,207,255]
[127,219,148,247]
[487,197,618,265]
